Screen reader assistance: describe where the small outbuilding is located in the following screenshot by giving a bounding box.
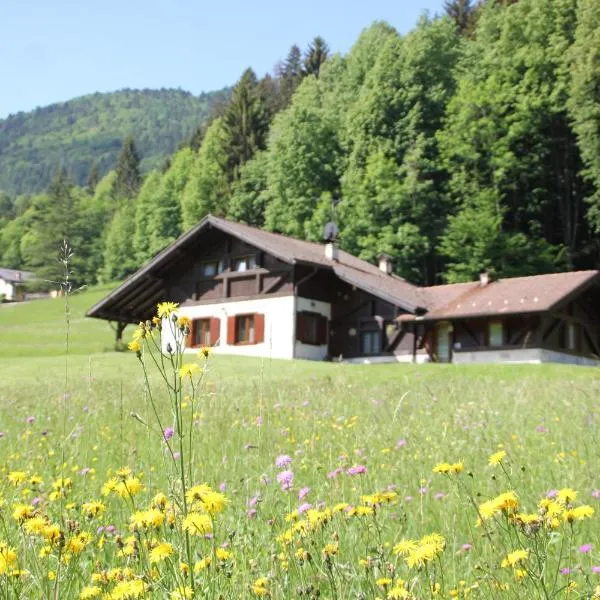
[0,268,34,302]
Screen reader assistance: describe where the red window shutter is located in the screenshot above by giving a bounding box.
[318,315,328,345]
[227,316,236,345]
[254,313,265,344]
[210,318,220,346]
[187,320,197,348]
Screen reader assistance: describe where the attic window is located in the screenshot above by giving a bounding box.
[489,321,503,347]
[202,260,224,278]
[233,255,257,272]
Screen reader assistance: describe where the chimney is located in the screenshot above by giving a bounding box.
[479,271,490,287]
[325,242,339,262]
[378,254,393,275]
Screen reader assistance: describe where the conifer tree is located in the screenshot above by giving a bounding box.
[87,163,100,195]
[303,37,329,78]
[222,69,269,179]
[444,0,476,34]
[113,135,141,199]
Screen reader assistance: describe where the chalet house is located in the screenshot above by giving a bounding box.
[0,268,34,302]
[87,216,600,366]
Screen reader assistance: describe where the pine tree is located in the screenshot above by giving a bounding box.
[87,163,100,195]
[444,0,478,34]
[277,45,304,108]
[222,69,269,179]
[303,37,329,78]
[113,135,141,199]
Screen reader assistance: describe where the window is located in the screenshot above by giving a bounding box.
[360,330,381,355]
[187,318,220,348]
[233,255,257,272]
[296,312,327,345]
[489,321,503,347]
[227,313,265,345]
[193,319,212,347]
[201,260,223,278]
[236,314,255,344]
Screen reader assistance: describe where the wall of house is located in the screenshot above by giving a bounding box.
[165,295,297,359]
[0,278,15,301]
[295,296,331,360]
[453,347,599,366]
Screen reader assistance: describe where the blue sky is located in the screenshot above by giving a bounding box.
[1,0,446,119]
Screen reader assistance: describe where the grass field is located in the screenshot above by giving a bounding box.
[0,290,599,598]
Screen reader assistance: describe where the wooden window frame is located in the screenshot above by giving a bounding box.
[200,260,223,279]
[360,329,381,355]
[187,317,220,348]
[227,313,265,346]
[232,255,257,273]
[296,311,327,346]
[235,314,255,345]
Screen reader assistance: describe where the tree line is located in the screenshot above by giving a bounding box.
[1,0,600,290]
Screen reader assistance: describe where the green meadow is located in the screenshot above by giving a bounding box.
[0,290,599,599]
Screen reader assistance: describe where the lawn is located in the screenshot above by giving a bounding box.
[0,289,599,598]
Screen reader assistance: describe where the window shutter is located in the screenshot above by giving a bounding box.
[318,315,328,345]
[210,318,220,346]
[296,312,306,343]
[187,320,197,348]
[227,316,236,345]
[254,313,265,344]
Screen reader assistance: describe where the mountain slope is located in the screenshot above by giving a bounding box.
[0,88,229,195]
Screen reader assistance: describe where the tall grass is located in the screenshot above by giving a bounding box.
[0,287,599,597]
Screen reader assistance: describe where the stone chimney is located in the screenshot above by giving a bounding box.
[378,254,393,275]
[479,271,490,287]
[325,242,339,262]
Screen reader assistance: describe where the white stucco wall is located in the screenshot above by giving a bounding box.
[0,278,15,301]
[342,354,431,365]
[294,296,331,361]
[453,348,599,366]
[163,295,297,360]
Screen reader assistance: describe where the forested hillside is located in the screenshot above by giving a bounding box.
[0,88,229,195]
[2,0,600,291]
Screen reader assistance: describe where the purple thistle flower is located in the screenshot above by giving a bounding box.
[396,439,407,448]
[580,544,593,553]
[592,490,600,499]
[275,455,292,469]
[277,470,294,491]
[173,452,181,460]
[163,427,174,441]
[462,543,472,551]
[434,492,446,500]
[247,508,257,519]
[219,482,226,492]
[297,502,312,514]
[347,465,367,476]
[592,566,600,574]
[327,467,342,479]
[298,486,310,500]
[547,489,558,498]
[536,425,549,433]
[419,486,428,495]
[404,495,413,502]
[560,568,571,575]
[248,496,259,507]
[26,416,35,424]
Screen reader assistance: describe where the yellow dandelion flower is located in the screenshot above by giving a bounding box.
[252,577,269,597]
[7,471,27,486]
[66,532,92,554]
[501,549,528,568]
[12,504,34,522]
[82,501,105,518]
[23,516,47,535]
[393,539,417,556]
[216,548,232,561]
[322,542,338,557]
[199,346,212,358]
[182,513,212,536]
[130,509,164,530]
[193,557,211,572]
[557,488,577,505]
[488,450,506,466]
[432,462,452,474]
[179,363,201,379]
[387,584,410,599]
[157,302,179,318]
[376,577,393,588]
[176,316,191,330]
[109,579,146,599]
[149,542,173,563]
[128,339,141,353]
[0,544,17,575]
[564,505,594,522]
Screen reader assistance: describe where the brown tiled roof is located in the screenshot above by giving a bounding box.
[210,217,427,310]
[415,271,600,321]
[0,267,35,283]
[87,215,427,321]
